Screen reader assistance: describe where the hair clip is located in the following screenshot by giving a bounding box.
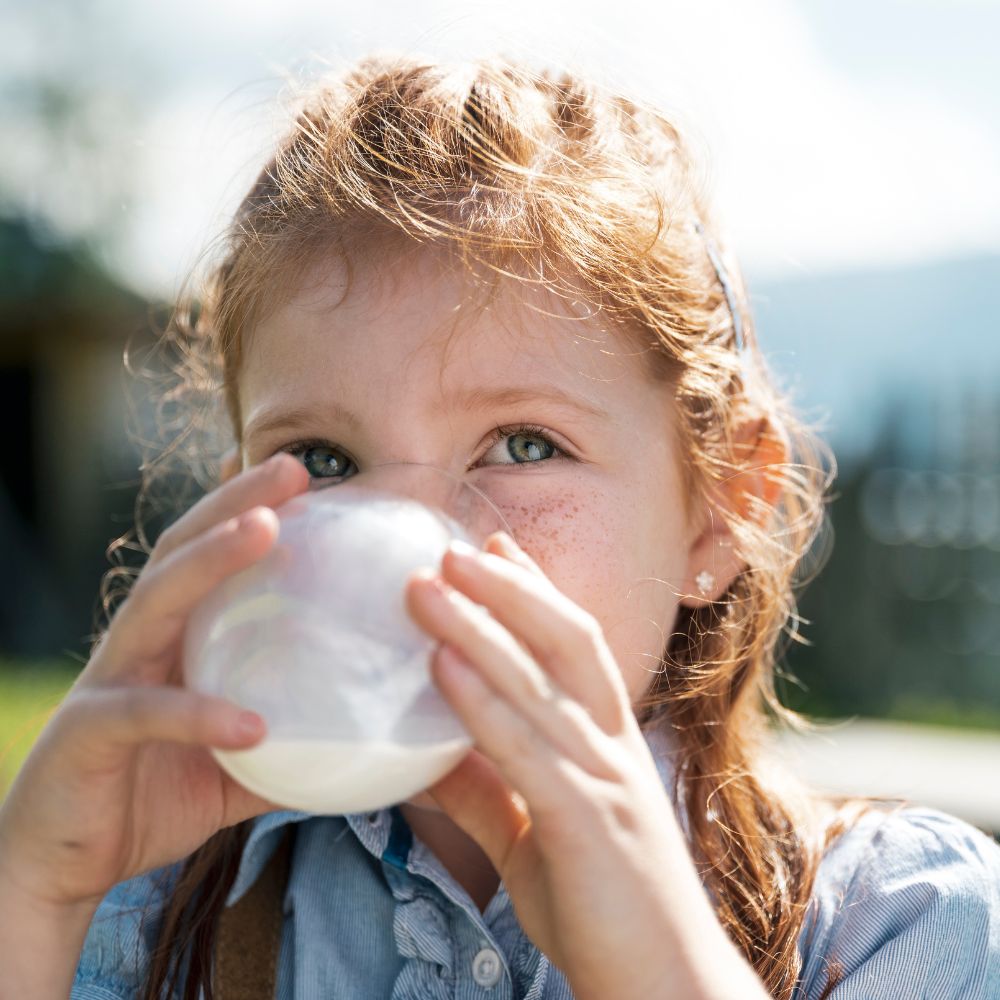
[692,220,746,352]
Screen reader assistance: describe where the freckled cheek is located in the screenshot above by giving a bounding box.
[501,496,665,705]
[490,489,628,622]
[490,488,677,706]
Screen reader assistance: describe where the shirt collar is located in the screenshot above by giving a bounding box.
[225,808,313,907]
[225,722,681,907]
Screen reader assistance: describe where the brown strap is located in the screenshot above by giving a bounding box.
[214,825,295,1000]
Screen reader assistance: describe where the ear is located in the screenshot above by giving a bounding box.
[678,418,787,609]
[219,446,243,485]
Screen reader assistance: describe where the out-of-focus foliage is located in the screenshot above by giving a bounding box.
[0,661,78,798]
[782,445,1000,731]
[751,256,1000,732]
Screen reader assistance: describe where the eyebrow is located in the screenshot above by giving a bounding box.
[243,384,608,441]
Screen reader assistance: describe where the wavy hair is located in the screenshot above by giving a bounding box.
[97,52,862,999]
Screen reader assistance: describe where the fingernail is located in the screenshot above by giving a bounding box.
[237,507,276,531]
[493,532,526,558]
[495,533,544,576]
[429,574,452,596]
[236,710,265,737]
[447,538,480,561]
[235,508,260,529]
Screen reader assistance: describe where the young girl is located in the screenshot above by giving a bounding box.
[1,52,998,1000]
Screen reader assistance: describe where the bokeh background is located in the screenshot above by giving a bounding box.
[2,0,999,831]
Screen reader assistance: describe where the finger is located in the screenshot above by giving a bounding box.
[55,686,267,766]
[441,541,632,734]
[409,576,616,777]
[93,506,279,678]
[430,643,594,818]
[148,452,307,567]
[485,531,549,580]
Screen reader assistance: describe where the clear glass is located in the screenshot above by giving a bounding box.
[182,462,511,814]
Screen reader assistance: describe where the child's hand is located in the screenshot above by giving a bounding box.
[406,534,742,1000]
[0,454,309,911]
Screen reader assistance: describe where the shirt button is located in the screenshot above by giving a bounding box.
[471,947,502,988]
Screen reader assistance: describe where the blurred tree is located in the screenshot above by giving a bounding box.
[782,388,1000,730]
[0,3,153,660]
[0,213,147,659]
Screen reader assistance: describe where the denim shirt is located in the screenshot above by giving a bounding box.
[71,730,1000,999]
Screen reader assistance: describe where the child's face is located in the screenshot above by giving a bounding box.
[237,244,706,718]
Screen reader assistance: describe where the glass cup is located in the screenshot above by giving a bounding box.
[182,462,512,814]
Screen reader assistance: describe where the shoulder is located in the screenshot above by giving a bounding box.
[71,863,182,998]
[796,804,1000,999]
[72,810,312,998]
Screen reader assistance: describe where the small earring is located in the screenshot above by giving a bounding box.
[695,570,716,596]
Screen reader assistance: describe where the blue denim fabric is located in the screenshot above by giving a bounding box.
[71,734,1000,999]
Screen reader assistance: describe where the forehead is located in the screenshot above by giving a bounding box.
[240,242,663,407]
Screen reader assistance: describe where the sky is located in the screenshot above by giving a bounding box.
[1,0,998,300]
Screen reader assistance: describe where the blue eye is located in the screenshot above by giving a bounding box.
[479,423,564,466]
[277,423,567,483]
[280,442,354,481]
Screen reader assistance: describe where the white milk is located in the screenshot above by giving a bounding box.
[213,735,472,814]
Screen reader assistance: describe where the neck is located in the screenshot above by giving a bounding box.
[398,801,500,913]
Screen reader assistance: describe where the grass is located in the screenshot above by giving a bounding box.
[883,695,1000,733]
[0,661,80,798]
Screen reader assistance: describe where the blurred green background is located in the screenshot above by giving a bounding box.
[2,2,999,828]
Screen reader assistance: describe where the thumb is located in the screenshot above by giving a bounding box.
[425,747,529,872]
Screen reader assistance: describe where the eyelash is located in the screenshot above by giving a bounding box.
[276,423,568,480]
